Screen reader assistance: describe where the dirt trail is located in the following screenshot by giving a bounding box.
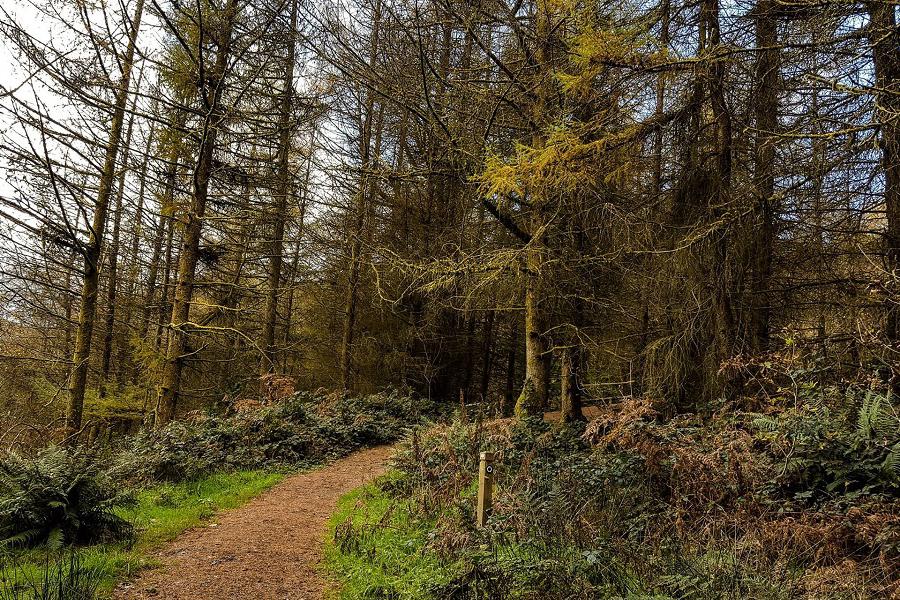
[114,445,394,600]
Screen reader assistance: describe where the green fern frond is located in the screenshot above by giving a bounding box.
[46,527,64,551]
[751,415,779,433]
[857,391,899,440]
[0,527,42,548]
[883,442,900,480]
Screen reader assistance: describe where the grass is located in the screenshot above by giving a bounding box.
[324,474,455,600]
[123,470,284,549]
[0,470,284,597]
[323,481,792,600]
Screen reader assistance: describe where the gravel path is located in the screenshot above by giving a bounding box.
[114,446,394,600]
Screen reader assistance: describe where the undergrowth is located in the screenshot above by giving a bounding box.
[0,448,134,549]
[119,389,428,483]
[328,383,900,599]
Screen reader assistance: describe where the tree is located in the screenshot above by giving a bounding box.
[865,0,900,382]
[156,0,240,427]
[67,0,146,440]
[260,0,299,381]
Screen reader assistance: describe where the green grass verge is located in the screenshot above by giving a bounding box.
[324,473,455,600]
[0,470,284,597]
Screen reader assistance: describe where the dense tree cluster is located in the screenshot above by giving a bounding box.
[0,0,897,441]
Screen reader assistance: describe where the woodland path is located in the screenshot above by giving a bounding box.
[114,445,394,600]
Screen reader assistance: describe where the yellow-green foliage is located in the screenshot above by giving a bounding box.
[23,377,145,425]
[85,386,146,422]
[562,20,657,98]
[477,3,668,207]
[479,121,640,202]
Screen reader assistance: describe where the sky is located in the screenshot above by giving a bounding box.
[0,0,90,201]
[0,0,162,216]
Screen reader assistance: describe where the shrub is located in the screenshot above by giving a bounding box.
[751,389,900,503]
[118,389,431,483]
[0,447,134,549]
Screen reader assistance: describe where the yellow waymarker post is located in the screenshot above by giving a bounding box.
[477,451,494,528]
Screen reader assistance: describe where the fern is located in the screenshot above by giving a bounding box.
[46,527,64,551]
[0,528,41,548]
[750,415,779,433]
[856,390,899,441]
[884,442,900,480]
[852,391,900,489]
[0,447,134,549]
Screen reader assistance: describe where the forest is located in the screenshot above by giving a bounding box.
[0,0,898,596]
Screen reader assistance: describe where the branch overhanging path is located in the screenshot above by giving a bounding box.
[115,446,394,600]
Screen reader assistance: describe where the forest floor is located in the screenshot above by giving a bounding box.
[113,445,394,600]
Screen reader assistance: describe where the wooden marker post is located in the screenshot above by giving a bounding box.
[476,451,494,527]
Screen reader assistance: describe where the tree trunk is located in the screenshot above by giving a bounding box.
[119,124,154,385]
[155,0,238,427]
[479,309,495,404]
[750,0,779,352]
[142,109,186,356]
[65,0,144,440]
[340,0,383,391]
[217,211,253,397]
[63,249,76,358]
[560,344,585,423]
[634,0,669,395]
[516,230,550,417]
[139,162,168,348]
[281,237,301,374]
[340,198,365,391]
[515,0,553,418]
[99,104,138,398]
[461,312,477,403]
[704,0,738,398]
[260,0,298,380]
[866,1,900,373]
[281,137,312,374]
[502,319,518,417]
[155,213,177,350]
[560,203,588,423]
